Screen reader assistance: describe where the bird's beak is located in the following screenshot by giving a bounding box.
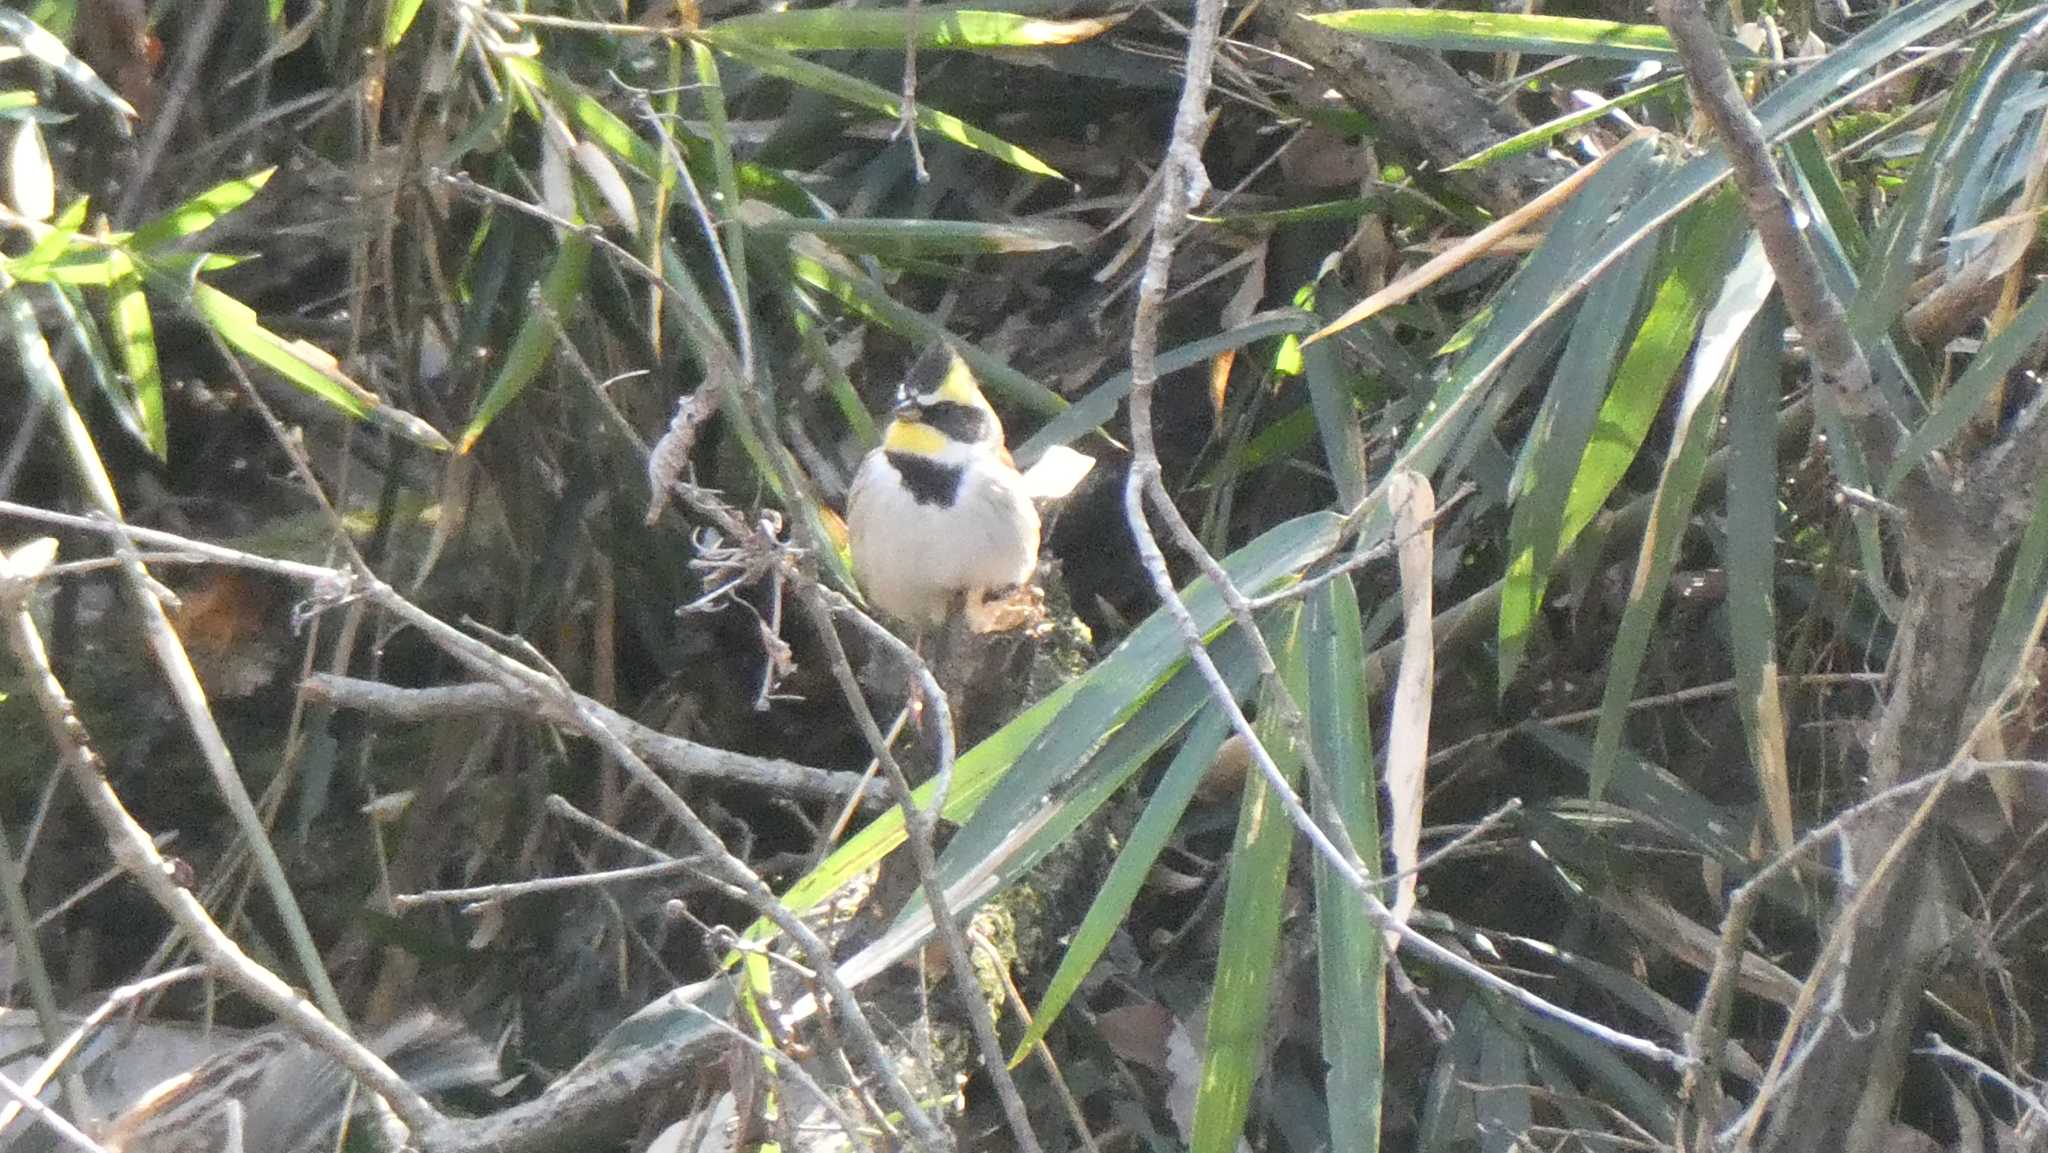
[891,396,921,420]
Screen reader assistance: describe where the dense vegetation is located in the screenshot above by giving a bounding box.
[2,0,2047,1150]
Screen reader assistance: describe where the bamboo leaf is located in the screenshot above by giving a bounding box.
[131,169,278,253]
[459,233,593,454]
[702,36,1064,179]
[703,8,1124,51]
[1496,234,1657,687]
[1308,8,1683,61]
[1589,236,1776,798]
[1307,576,1385,1153]
[106,253,164,458]
[1190,606,1306,1153]
[1725,297,1791,849]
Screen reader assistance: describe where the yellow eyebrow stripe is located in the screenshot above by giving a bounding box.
[883,420,950,457]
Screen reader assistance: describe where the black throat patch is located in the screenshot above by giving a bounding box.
[886,451,965,507]
[915,401,990,444]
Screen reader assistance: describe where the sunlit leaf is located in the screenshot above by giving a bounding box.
[702,8,1124,51]
[1589,237,1776,798]
[702,36,1064,178]
[460,233,593,454]
[1190,605,1305,1153]
[130,169,278,253]
[1308,8,1683,60]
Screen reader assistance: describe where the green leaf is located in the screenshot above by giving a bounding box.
[385,0,427,46]
[1589,236,1776,798]
[702,36,1064,179]
[130,169,278,253]
[1307,577,1385,1153]
[1885,283,2048,492]
[1725,296,1790,848]
[460,233,593,454]
[1555,192,1749,553]
[1191,606,1306,1153]
[702,8,1123,51]
[1496,234,1657,688]
[1010,706,1234,1063]
[755,513,1344,945]
[747,216,1091,257]
[1397,137,1660,483]
[1450,77,1684,171]
[107,253,165,458]
[185,281,370,420]
[1308,8,1682,60]
[1847,22,2024,344]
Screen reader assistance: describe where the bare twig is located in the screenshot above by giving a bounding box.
[0,965,206,1142]
[0,1069,109,1153]
[1118,0,1687,1072]
[0,552,443,1138]
[1917,1033,2048,1130]
[302,674,877,810]
[1657,0,1900,482]
[797,585,1042,1153]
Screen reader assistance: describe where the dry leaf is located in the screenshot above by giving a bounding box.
[1384,469,1435,947]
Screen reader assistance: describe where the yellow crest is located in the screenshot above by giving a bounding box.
[928,352,988,408]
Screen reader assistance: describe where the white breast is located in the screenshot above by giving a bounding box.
[847,452,1041,625]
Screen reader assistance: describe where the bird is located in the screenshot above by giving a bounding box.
[846,346,1042,633]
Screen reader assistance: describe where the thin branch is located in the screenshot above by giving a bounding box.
[0,560,443,1137]
[1657,0,1900,482]
[1118,0,1687,1072]
[796,585,1043,1153]
[302,674,877,810]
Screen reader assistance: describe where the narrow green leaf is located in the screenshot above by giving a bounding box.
[1785,129,1868,270]
[1307,576,1384,1153]
[910,625,1262,929]
[755,512,1344,939]
[1011,707,1234,1063]
[703,8,1123,50]
[1497,236,1657,688]
[460,233,593,453]
[1304,325,1369,508]
[1191,606,1306,1153]
[748,216,1091,257]
[1589,237,1776,798]
[1885,283,2048,492]
[1308,8,1681,60]
[385,0,427,46]
[1556,192,1748,550]
[1397,137,1659,483]
[1725,297,1790,848]
[130,168,278,253]
[1848,22,2026,343]
[107,253,164,458]
[703,36,1064,178]
[1449,77,1684,171]
[13,194,88,277]
[186,281,371,419]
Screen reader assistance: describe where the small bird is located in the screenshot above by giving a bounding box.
[846,347,1041,632]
